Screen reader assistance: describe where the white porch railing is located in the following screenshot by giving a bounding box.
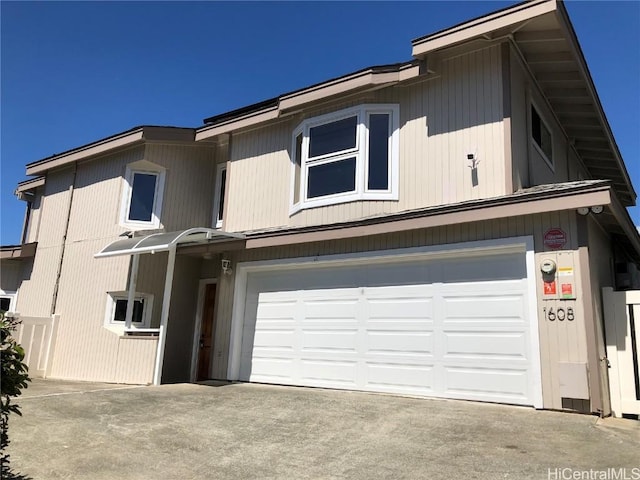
[603,288,640,417]
[14,315,60,378]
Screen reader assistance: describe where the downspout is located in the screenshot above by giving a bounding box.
[50,162,78,315]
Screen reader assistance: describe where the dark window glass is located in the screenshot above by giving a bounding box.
[367,114,390,190]
[217,168,227,222]
[531,106,552,162]
[309,116,357,158]
[114,298,145,324]
[0,297,10,312]
[129,173,157,222]
[307,157,356,198]
[293,134,302,204]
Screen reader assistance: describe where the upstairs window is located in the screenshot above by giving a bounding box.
[531,104,553,169]
[120,162,166,229]
[212,163,227,228]
[291,104,399,212]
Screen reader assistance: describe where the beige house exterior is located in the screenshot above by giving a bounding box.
[3,0,639,416]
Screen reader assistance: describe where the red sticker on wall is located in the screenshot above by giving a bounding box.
[543,281,557,296]
[561,283,573,296]
[544,228,567,250]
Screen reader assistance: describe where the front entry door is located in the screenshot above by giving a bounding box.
[197,283,217,381]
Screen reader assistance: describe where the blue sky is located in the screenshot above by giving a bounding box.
[1,1,638,245]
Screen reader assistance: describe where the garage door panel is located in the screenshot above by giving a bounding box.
[366,363,435,393]
[302,298,359,321]
[251,357,296,381]
[442,331,528,360]
[443,367,530,401]
[300,359,358,386]
[366,331,434,356]
[302,330,358,352]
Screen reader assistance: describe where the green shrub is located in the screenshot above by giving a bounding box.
[0,312,30,476]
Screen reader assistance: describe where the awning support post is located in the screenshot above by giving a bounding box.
[125,254,140,329]
[153,246,177,385]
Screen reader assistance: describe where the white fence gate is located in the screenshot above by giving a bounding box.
[603,288,640,417]
[14,315,59,378]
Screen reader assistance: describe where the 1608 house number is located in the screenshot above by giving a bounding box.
[543,306,574,322]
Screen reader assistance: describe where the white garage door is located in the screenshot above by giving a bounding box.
[237,248,539,406]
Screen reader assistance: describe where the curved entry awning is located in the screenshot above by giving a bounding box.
[94,228,245,258]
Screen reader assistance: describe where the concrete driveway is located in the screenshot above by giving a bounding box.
[6,379,639,480]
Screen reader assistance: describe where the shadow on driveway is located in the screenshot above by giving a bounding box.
[7,379,640,480]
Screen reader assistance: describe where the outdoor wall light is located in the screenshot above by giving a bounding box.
[576,206,604,216]
[576,207,590,216]
[590,205,604,214]
[221,258,232,275]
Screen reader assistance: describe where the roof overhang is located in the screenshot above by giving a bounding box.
[94,228,245,259]
[411,0,636,206]
[15,177,46,201]
[0,242,37,260]
[195,62,423,141]
[26,126,196,176]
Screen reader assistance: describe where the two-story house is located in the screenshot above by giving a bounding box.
[2,0,639,416]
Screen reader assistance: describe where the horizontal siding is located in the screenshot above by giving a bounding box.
[225,44,506,232]
[212,210,587,411]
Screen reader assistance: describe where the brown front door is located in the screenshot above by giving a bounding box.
[197,283,217,381]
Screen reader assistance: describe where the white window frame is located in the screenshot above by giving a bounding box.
[104,291,153,329]
[0,290,17,313]
[212,163,227,228]
[119,162,166,230]
[530,102,554,172]
[290,104,400,214]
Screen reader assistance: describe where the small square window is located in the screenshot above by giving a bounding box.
[105,292,152,329]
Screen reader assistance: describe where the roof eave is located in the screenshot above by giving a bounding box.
[195,63,421,142]
[25,126,196,176]
[411,0,557,57]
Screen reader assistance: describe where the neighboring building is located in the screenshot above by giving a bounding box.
[2,0,639,416]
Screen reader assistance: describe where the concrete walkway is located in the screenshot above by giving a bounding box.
[5,379,640,479]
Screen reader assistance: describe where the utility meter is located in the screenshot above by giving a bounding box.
[540,259,556,275]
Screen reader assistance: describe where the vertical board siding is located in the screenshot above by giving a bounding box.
[29,142,217,383]
[49,238,130,381]
[25,191,43,244]
[212,211,590,411]
[15,246,63,317]
[162,255,202,383]
[115,337,158,384]
[144,144,216,231]
[0,261,22,292]
[67,146,145,242]
[224,44,506,233]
